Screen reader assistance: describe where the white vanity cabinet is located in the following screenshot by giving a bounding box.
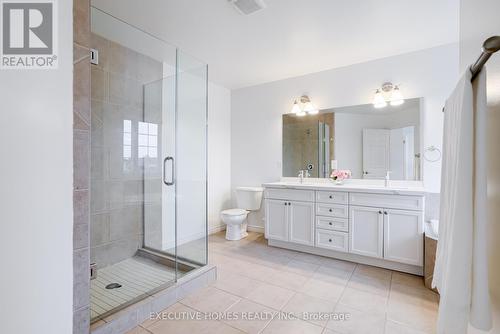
[349,205,384,258]
[264,189,315,246]
[289,201,315,246]
[383,209,423,266]
[265,199,289,241]
[264,183,425,275]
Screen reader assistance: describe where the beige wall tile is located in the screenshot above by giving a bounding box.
[74,0,89,47]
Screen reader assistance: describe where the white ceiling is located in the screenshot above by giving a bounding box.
[91,0,460,89]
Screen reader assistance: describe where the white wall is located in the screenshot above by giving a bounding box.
[459,0,500,332]
[0,1,74,333]
[208,83,232,234]
[231,44,459,229]
[334,104,420,179]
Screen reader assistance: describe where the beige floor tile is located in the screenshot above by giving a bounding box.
[299,278,346,302]
[125,327,151,334]
[312,266,352,285]
[338,287,388,315]
[385,320,430,334]
[147,303,243,334]
[326,304,385,334]
[282,292,337,327]
[262,268,311,291]
[251,254,292,270]
[346,273,390,297]
[292,252,325,265]
[262,313,324,334]
[246,281,296,310]
[391,272,425,288]
[224,298,277,334]
[180,286,241,313]
[387,300,437,334]
[206,232,438,334]
[389,283,439,309]
[322,329,343,334]
[319,257,357,272]
[212,269,262,298]
[353,264,392,281]
[236,261,282,281]
[283,259,320,277]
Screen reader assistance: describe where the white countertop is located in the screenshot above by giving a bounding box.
[262,178,426,196]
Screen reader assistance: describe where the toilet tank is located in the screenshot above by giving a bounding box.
[236,187,264,210]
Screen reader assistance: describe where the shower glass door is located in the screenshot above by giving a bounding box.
[90,6,207,322]
[143,50,208,272]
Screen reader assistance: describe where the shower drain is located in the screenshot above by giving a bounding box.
[105,283,122,289]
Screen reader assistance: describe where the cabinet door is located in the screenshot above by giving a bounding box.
[384,209,423,266]
[265,199,288,241]
[349,205,383,258]
[289,201,315,246]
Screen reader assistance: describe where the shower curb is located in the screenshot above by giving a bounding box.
[90,265,217,334]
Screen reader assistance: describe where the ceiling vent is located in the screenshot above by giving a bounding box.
[229,0,266,15]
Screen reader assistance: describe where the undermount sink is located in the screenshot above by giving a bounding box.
[281,182,315,186]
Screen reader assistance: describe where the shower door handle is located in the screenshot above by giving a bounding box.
[163,156,175,186]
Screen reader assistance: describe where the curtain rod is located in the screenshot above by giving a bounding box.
[470,36,500,81]
[442,36,500,112]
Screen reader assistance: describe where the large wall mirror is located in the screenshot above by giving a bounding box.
[282,98,422,180]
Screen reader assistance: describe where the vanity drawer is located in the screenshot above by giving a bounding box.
[316,229,348,252]
[316,191,348,205]
[349,192,423,211]
[316,203,348,218]
[265,188,315,202]
[316,217,348,232]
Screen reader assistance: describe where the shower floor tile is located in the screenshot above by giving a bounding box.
[90,256,176,320]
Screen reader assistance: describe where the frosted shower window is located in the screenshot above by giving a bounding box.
[123,120,132,159]
[138,121,158,159]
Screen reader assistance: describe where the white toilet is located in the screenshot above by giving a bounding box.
[220,187,264,241]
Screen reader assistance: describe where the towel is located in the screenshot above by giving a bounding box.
[432,69,492,333]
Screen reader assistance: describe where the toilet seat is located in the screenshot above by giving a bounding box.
[221,208,248,217]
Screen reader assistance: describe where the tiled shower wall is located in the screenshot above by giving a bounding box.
[89,33,163,269]
[73,0,91,333]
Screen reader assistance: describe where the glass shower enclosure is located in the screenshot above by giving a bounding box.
[89,7,207,322]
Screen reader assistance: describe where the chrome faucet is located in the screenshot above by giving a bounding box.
[298,170,311,183]
[385,171,392,187]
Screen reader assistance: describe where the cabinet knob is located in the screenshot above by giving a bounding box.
[384,211,388,215]
[378,210,382,214]
[328,239,332,242]
[284,202,287,206]
[329,209,333,212]
[329,195,333,199]
[329,222,333,226]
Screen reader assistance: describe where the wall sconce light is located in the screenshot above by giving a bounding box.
[372,82,405,108]
[291,95,318,116]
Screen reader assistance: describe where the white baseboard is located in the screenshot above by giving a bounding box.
[247,225,264,233]
[209,224,225,235]
[269,239,423,276]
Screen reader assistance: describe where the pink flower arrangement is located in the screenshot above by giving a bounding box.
[330,169,352,181]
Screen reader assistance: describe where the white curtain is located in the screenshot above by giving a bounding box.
[432,69,491,333]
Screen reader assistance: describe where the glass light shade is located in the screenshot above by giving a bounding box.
[389,86,404,106]
[291,101,302,115]
[304,101,318,114]
[373,90,387,108]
